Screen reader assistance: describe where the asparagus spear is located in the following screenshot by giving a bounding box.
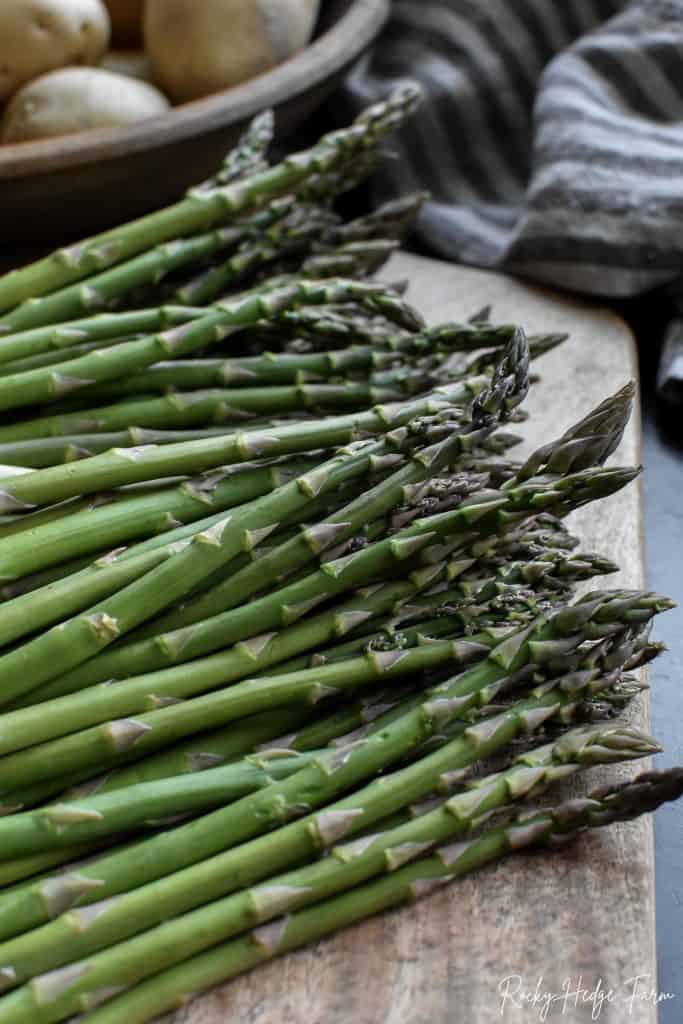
[194,110,275,193]
[60,320,523,405]
[0,585,668,802]
[0,629,655,972]
[0,337,143,377]
[0,277,424,416]
[0,382,424,445]
[0,378,502,514]
[0,221,290,336]
[65,704,326,797]
[0,428,268,470]
[60,350,404,400]
[295,238,401,282]
[0,451,339,588]
[251,311,518,355]
[327,193,429,244]
[266,548,621,674]
[0,602,485,770]
[0,87,422,314]
[175,204,340,306]
[7,593,661,816]
[53,559,627,800]
[16,452,637,715]
[148,493,576,643]
[1,516,405,716]
[0,751,325,861]
[0,632,649,818]
[50,440,636,696]
[0,307,205,369]
[68,769,683,1024]
[19,684,419,822]
[0,725,658,1020]
[4,593,653,824]
[0,456,317,609]
[0,845,115,890]
[90,341,535,654]
[2,647,413,811]
[0,424,429,700]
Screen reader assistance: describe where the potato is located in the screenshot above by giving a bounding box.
[0,0,110,102]
[1,67,170,143]
[144,0,321,103]
[102,0,143,47]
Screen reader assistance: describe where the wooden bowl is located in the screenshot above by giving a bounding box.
[0,0,389,249]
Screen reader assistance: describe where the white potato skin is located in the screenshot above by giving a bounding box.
[1,67,170,143]
[0,0,110,102]
[144,0,322,103]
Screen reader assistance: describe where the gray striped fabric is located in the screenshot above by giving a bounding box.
[344,0,683,298]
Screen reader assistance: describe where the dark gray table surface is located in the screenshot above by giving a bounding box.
[612,283,683,1024]
[637,332,683,1024]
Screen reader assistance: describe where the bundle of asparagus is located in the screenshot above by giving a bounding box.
[0,87,678,1024]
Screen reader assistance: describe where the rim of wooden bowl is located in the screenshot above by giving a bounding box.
[0,0,390,178]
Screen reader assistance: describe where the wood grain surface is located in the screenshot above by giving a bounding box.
[171,254,653,1024]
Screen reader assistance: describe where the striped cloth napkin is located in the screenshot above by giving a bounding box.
[343,0,683,313]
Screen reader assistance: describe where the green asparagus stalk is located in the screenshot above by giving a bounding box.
[99,335,529,648]
[0,493,123,541]
[0,585,668,802]
[282,626,655,757]
[292,149,379,208]
[195,111,275,192]
[58,320,526,405]
[66,768,683,1024]
[0,625,656,970]
[0,87,422,314]
[0,455,320,587]
[166,503,577,648]
[0,378,501,514]
[0,724,658,1020]
[0,337,142,377]
[0,277,424,416]
[327,193,429,244]
[295,238,400,281]
[39,685,419,812]
[175,205,340,305]
[0,479,379,662]
[62,350,404,401]
[0,307,205,368]
[0,427,422,699]
[21,456,638,714]
[0,382,420,445]
[0,751,325,861]
[64,704,323,798]
[514,381,636,482]
[268,548,621,674]
[0,428,261,469]
[0,462,453,684]
[0,845,113,890]
[130,445,506,644]
[0,224,276,336]
[443,331,567,379]
[0,622,485,774]
[0,630,651,856]
[257,311,518,355]
[0,693,336,814]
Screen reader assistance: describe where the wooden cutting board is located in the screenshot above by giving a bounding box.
[173,254,652,1024]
